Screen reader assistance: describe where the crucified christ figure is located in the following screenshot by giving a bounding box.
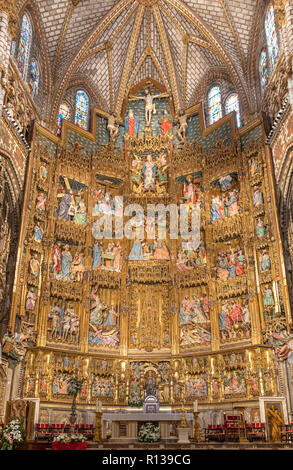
[128,88,170,126]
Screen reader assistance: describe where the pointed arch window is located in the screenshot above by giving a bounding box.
[58,103,71,128]
[208,86,222,125]
[17,14,32,79]
[259,50,269,90]
[75,90,89,129]
[265,5,279,70]
[225,93,241,128]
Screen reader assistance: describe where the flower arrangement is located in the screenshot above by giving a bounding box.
[53,433,86,443]
[1,419,25,450]
[128,391,143,407]
[138,422,161,443]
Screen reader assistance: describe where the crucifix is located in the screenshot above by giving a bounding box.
[128,88,170,126]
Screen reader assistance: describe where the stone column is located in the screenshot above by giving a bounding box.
[0,1,18,112]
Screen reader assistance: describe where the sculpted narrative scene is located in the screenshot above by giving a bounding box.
[1,0,293,453]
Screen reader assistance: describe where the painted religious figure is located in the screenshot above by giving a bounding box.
[129,238,169,261]
[70,248,86,281]
[260,250,271,272]
[56,178,88,225]
[36,192,46,211]
[179,293,211,348]
[256,218,266,238]
[216,248,245,281]
[48,301,79,343]
[52,242,62,278]
[94,242,122,271]
[33,223,43,243]
[48,301,62,339]
[29,255,40,277]
[88,287,120,348]
[210,190,240,222]
[25,288,37,311]
[52,374,70,395]
[249,157,260,177]
[176,238,206,271]
[92,189,115,216]
[263,286,274,307]
[2,330,32,361]
[92,377,114,398]
[39,165,47,181]
[142,154,158,191]
[253,188,264,207]
[58,244,73,281]
[92,241,102,270]
[210,173,240,222]
[158,109,174,135]
[185,376,208,398]
[73,193,88,225]
[223,371,246,395]
[56,190,73,221]
[128,88,169,126]
[124,109,139,136]
[131,153,168,195]
[219,298,251,342]
[180,173,203,212]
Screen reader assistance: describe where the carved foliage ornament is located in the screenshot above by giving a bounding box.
[0,0,18,39]
[273,0,288,27]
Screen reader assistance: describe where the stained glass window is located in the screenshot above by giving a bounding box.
[58,103,71,128]
[225,94,241,128]
[265,5,279,70]
[208,86,222,125]
[10,41,16,57]
[75,90,89,129]
[29,60,39,99]
[259,50,269,89]
[17,14,32,79]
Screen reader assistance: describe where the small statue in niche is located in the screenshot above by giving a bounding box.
[256,218,266,238]
[145,371,157,397]
[176,110,188,142]
[260,250,271,272]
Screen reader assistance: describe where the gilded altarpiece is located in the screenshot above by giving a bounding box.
[10,113,291,410]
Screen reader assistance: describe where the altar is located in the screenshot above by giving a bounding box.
[102,408,194,442]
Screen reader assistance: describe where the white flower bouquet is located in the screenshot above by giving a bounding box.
[138,422,161,443]
[53,432,86,443]
[1,419,25,450]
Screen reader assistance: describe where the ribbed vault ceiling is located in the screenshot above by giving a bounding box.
[17,0,261,122]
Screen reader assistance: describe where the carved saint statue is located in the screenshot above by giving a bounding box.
[129,88,169,126]
[106,112,119,141]
[176,110,188,142]
[145,372,157,397]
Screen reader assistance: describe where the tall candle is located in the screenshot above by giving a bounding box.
[194,400,198,412]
